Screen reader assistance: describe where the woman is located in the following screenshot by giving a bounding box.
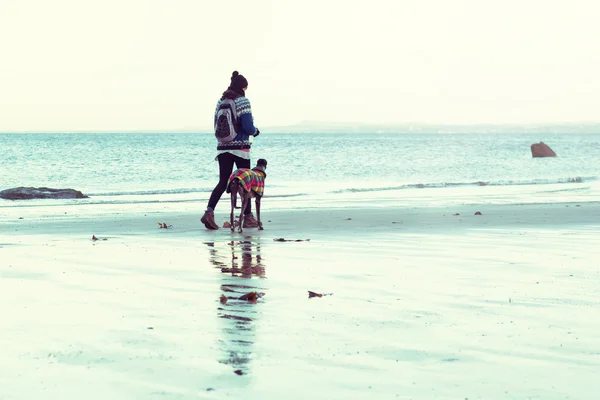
[201,71,260,230]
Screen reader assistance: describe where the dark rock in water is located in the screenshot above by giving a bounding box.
[530,142,557,158]
[0,187,88,200]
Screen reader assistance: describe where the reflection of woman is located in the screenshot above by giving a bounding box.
[227,240,265,278]
[206,238,266,375]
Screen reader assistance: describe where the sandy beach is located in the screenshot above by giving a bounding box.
[1,198,600,399]
[3,0,600,397]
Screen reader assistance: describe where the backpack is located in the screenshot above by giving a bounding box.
[214,99,239,142]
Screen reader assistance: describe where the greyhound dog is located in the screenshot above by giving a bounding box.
[227,159,267,233]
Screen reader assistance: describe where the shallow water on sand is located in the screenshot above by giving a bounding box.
[1,201,600,399]
[200,228,600,398]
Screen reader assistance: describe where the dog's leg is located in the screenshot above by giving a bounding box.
[229,181,237,232]
[238,189,247,233]
[256,196,263,230]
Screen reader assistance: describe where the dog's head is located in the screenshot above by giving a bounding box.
[256,159,267,169]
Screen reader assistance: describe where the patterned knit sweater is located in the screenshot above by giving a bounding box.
[226,167,267,197]
[214,95,258,157]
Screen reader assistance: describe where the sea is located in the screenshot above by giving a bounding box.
[1,132,599,210]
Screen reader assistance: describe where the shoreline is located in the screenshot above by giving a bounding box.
[2,200,599,239]
[2,177,599,212]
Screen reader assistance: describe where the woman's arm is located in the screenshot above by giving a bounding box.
[237,97,258,136]
[240,113,258,136]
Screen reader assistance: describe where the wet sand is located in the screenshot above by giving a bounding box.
[1,200,600,399]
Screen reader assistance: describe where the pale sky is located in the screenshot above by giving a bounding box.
[1,0,599,132]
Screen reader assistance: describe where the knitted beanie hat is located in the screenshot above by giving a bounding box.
[229,71,248,92]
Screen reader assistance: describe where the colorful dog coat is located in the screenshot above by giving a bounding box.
[226,166,267,197]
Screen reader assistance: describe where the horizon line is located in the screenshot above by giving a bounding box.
[2,121,600,134]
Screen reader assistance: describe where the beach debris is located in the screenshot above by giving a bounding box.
[452,213,460,216]
[147,327,154,330]
[157,222,173,229]
[392,221,402,224]
[474,211,482,215]
[273,238,311,242]
[224,218,241,228]
[234,369,244,376]
[91,235,107,242]
[18,217,23,219]
[223,219,241,228]
[239,292,258,302]
[345,218,352,220]
[239,291,265,303]
[220,294,228,304]
[308,291,333,298]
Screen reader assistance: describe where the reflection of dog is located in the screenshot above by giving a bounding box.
[227,159,267,233]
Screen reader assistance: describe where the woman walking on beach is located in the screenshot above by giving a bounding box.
[201,71,261,230]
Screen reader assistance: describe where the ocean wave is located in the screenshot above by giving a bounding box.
[84,190,308,200]
[86,188,212,197]
[0,192,311,208]
[86,184,292,198]
[331,176,597,194]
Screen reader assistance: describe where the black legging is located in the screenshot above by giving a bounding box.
[207,152,251,214]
